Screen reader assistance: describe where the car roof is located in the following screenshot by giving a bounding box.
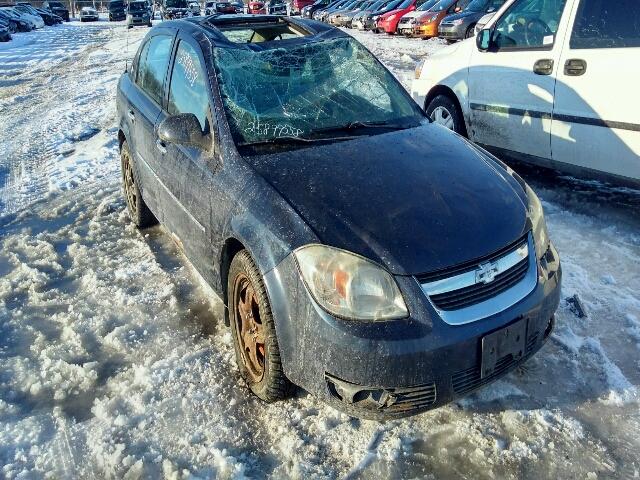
[161,14,346,48]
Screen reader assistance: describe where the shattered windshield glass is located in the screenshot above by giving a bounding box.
[213,37,423,146]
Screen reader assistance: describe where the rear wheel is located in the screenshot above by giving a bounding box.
[121,140,157,228]
[228,250,293,402]
[425,94,466,136]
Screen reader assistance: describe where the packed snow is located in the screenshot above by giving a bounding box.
[1,20,640,480]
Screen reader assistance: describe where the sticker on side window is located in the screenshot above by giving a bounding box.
[543,35,554,46]
[177,49,199,87]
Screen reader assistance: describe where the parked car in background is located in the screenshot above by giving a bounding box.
[313,0,351,21]
[333,0,374,26]
[0,13,16,32]
[108,0,127,20]
[231,1,244,12]
[328,0,365,26]
[161,0,189,19]
[376,0,430,34]
[351,0,400,30]
[438,0,504,41]
[247,0,266,12]
[15,3,60,25]
[188,1,201,15]
[301,0,330,18]
[42,0,69,21]
[396,0,438,35]
[0,8,28,30]
[5,3,44,27]
[0,6,40,29]
[33,6,63,24]
[205,1,236,13]
[413,0,640,186]
[127,0,152,27]
[266,0,287,13]
[398,0,469,37]
[291,0,314,14]
[118,14,560,420]
[80,6,99,21]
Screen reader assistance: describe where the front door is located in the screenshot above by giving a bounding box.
[551,0,640,182]
[468,0,571,160]
[153,36,218,283]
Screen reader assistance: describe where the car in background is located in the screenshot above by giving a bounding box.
[333,0,375,26]
[188,1,201,14]
[205,1,236,13]
[4,3,44,27]
[127,0,152,27]
[117,14,560,420]
[438,0,504,41]
[396,0,437,35]
[328,0,365,26]
[376,0,430,34]
[291,0,314,14]
[161,0,189,18]
[247,0,266,12]
[413,0,640,186]
[34,6,63,24]
[313,0,350,21]
[15,3,60,25]
[42,0,69,21]
[108,0,127,20]
[398,0,469,38]
[231,1,244,12]
[0,7,29,30]
[0,12,16,32]
[351,0,399,30]
[266,0,287,13]
[80,6,99,21]
[301,0,330,18]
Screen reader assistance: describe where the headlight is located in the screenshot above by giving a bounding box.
[414,57,425,79]
[452,18,464,26]
[127,14,132,19]
[294,245,408,321]
[525,184,549,259]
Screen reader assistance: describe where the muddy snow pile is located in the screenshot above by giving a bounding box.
[1,22,639,480]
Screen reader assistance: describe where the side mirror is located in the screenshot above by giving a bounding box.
[476,27,491,51]
[486,6,495,12]
[454,5,461,12]
[158,113,211,151]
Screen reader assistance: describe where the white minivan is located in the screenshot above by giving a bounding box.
[411,0,640,186]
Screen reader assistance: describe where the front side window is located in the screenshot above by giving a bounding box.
[493,0,567,49]
[136,35,173,105]
[570,0,640,49]
[168,41,209,131]
[213,37,423,146]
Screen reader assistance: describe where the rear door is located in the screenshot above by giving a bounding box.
[128,30,175,214]
[153,34,219,282]
[551,0,640,182]
[467,0,571,160]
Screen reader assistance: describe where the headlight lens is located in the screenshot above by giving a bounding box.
[525,184,549,259]
[294,245,408,321]
[452,18,464,26]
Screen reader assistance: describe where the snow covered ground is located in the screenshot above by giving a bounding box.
[1,21,640,480]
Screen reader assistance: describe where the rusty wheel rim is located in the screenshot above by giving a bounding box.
[122,150,137,217]
[234,273,266,383]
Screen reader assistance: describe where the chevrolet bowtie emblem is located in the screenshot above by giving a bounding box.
[475,261,499,285]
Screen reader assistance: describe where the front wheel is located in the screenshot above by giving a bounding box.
[228,250,293,402]
[425,94,466,136]
[121,140,157,228]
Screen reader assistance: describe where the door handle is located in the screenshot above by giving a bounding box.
[127,109,135,122]
[155,138,167,154]
[564,59,587,76]
[533,59,554,75]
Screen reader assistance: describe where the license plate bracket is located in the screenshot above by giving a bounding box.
[481,318,527,379]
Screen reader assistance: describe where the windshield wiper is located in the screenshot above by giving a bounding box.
[239,135,355,148]
[311,120,414,134]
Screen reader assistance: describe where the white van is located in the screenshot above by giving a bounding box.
[411,0,640,186]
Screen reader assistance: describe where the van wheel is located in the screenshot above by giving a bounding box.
[228,250,293,402]
[121,140,157,228]
[425,94,466,136]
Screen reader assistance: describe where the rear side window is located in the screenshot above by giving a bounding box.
[570,0,640,49]
[136,35,173,105]
[168,41,209,131]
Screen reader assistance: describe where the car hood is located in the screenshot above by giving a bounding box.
[245,124,529,275]
[380,8,404,18]
[443,10,481,21]
[399,10,421,20]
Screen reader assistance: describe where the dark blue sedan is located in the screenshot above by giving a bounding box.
[116,15,561,419]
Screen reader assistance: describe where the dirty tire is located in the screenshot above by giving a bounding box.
[228,250,293,402]
[425,94,466,136]
[121,140,157,228]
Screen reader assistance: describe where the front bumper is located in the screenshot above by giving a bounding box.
[128,16,150,25]
[265,242,561,420]
[438,23,466,40]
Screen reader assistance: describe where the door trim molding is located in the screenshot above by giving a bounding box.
[470,103,640,132]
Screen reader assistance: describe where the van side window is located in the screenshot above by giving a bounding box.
[168,41,209,132]
[136,35,173,105]
[492,0,567,49]
[570,0,640,49]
